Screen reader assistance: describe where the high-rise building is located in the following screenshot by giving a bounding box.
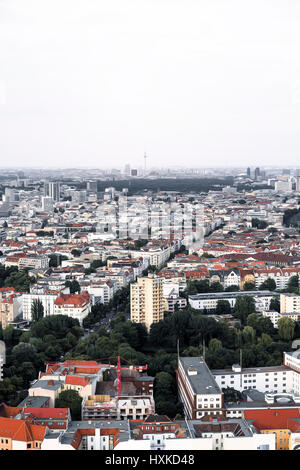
[44,182,60,201]
[131,169,138,177]
[296,177,300,192]
[72,190,87,203]
[254,167,260,180]
[130,275,164,331]
[87,181,97,192]
[41,196,54,212]
[246,167,251,178]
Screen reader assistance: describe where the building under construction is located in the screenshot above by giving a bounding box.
[82,359,155,420]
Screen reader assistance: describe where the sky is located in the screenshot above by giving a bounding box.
[1,0,300,169]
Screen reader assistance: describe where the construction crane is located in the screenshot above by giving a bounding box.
[107,355,148,398]
[46,356,148,398]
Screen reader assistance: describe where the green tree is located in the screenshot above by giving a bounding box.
[31,299,44,323]
[243,282,256,291]
[208,338,222,353]
[215,300,231,315]
[242,326,256,344]
[233,296,256,324]
[277,317,295,341]
[270,296,280,312]
[11,342,38,364]
[287,275,299,294]
[55,390,82,420]
[259,278,276,291]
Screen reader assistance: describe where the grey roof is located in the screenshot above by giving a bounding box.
[225,399,300,409]
[212,365,290,375]
[188,418,252,438]
[30,379,63,391]
[179,356,221,395]
[18,395,50,408]
[67,420,130,443]
[286,350,300,360]
[189,290,275,301]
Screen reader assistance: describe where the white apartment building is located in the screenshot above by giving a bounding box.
[280,293,300,313]
[41,196,54,212]
[212,363,293,395]
[18,255,49,270]
[86,282,117,305]
[22,292,57,321]
[115,424,275,451]
[162,278,187,298]
[177,357,224,420]
[0,341,5,381]
[254,270,300,290]
[53,292,91,325]
[188,291,274,312]
[262,310,300,328]
[130,246,171,268]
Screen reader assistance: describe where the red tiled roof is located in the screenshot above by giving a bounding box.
[22,408,69,420]
[0,417,46,442]
[65,376,89,387]
[245,409,300,432]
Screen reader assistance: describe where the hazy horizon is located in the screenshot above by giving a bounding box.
[1,0,300,168]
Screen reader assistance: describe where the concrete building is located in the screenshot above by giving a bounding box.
[188,291,274,312]
[130,275,164,331]
[0,340,5,382]
[41,196,54,212]
[262,310,300,328]
[44,182,60,201]
[22,292,57,322]
[115,416,275,451]
[280,293,300,313]
[177,356,224,420]
[53,291,91,325]
[18,255,49,270]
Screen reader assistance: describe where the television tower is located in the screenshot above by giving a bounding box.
[144,152,147,173]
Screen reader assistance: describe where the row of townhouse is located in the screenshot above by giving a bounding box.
[0,412,276,451]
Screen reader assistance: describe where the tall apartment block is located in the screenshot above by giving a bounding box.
[130,275,164,331]
[44,182,60,201]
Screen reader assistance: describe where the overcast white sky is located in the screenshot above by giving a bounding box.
[1,0,300,169]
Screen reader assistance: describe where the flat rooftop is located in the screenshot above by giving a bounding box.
[179,357,221,395]
[212,365,290,375]
[189,290,275,300]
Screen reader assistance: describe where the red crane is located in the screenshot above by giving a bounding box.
[115,355,147,397]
